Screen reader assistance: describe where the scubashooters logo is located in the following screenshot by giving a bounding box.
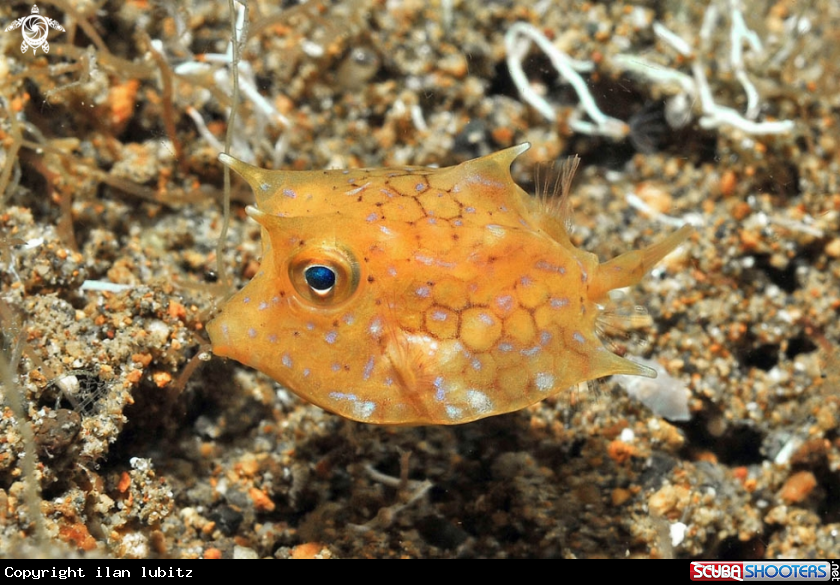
[691,561,835,582]
[5,5,65,55]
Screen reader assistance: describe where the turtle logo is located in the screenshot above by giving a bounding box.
[5,5,65,55]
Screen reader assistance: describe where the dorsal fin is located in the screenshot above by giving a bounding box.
[534,155,579,230]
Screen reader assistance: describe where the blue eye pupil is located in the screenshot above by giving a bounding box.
[304,265,336,291]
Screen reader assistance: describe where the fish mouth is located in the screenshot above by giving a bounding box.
[205,315,243,362]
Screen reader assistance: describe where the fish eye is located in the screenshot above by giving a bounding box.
[304,264,336,296]
[289,247,360,308]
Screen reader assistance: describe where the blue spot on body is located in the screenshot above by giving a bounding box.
[433,377,446,402]
[363,356,375,380]
[550,297,569,309]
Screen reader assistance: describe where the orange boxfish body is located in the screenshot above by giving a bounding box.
[207,144,692,425]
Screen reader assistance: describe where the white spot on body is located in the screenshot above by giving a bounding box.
[354,401,376,420]
[327,391,375,419]
[283,188,296,199]
[247,328,257,339]
[258,301,269,311]
[366,212,377,222]
[535,260,566,274]
[478,312,494,326]
[573,331,585,344]
[576,260,588,282]
[368,317,383,337]
[486,224,506,238]
[325,331,338,344]
[403,333,439,358]
[329,392,356,402]
[535,372,555,392]
[445,405,463,420]
[379,225,393,235]
[415,253,434,266]
[345,182,370,196]
[466,390,492,414]
[416,286,431,298]
[282,354,293,368]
